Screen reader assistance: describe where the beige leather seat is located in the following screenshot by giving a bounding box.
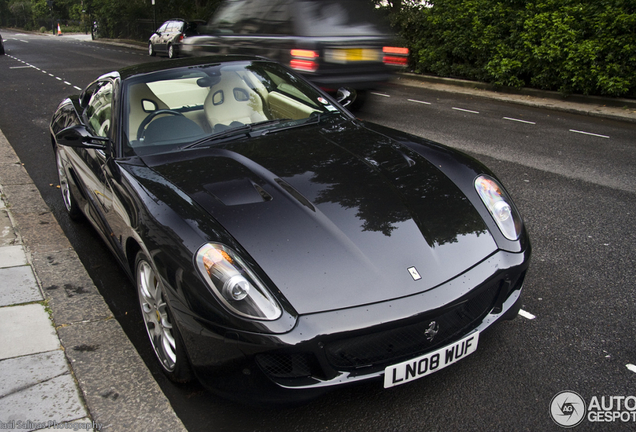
[204,72,267,131]
[127,83,169,141]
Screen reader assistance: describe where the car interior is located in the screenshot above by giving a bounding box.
[126,65,325,151]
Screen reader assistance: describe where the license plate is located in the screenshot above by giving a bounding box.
[384,331,479,388]
[325,48,381,63]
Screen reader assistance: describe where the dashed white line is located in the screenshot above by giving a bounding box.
[8,55,80,90]
[518,309,536,320]
[569,129,610,139]
[408,99,432,105]
[452,107,479,114]
[627,364,636,373]
[504,117,536,125]
[371,92,390,98]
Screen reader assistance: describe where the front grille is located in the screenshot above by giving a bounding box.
[255,352,316,379]
[324,284,500,370]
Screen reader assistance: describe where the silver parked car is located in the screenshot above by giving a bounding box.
[148,19,203,59]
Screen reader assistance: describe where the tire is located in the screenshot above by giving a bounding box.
[55,146,83,220]
[135,251,192,383]
[349,89,368,111]
[167,44,176,59]
[148,42,156,57]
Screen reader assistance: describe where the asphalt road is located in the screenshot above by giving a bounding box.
[1,30,635,431]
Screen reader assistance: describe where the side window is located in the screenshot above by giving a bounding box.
[262,0,293,35]
[84,82,113,138]
[212,0,249,33]
[157,22,168,33]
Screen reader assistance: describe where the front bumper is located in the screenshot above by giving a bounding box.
[175,247,529,399]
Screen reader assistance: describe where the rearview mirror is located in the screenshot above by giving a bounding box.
[337,87,357,108]
[56,125,110,151]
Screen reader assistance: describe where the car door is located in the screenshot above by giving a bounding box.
[155,22,169,52]
[70,80,119,244]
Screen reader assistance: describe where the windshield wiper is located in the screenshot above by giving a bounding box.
[181,119,293,150]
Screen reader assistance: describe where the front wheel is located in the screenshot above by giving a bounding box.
[148,42,156,57]
[136,251,192,383]
[55,146,82,220]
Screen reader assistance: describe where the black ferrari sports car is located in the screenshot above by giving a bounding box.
[50,55,530,402]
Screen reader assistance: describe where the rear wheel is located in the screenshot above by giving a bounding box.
[55,146,82,220]
[167,44,176,59]
[136,251,192,383]
[349,89,368,111]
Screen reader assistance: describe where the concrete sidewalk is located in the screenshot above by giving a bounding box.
[0,130,186,431]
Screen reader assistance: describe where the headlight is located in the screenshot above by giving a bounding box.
[196,243,282,320]
[475,175,522,241]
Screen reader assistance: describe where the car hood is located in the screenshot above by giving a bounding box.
[144,122,497,315]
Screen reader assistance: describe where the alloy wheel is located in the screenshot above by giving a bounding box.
[137,258,177,372]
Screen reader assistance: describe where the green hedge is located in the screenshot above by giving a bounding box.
[393,0,636,97]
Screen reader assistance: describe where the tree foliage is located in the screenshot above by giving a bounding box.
[382,0,636,97]
[0,0,221,36]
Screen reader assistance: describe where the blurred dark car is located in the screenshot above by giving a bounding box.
[0,33,5,55]
[148,18,204,59]
[182,0,408,107]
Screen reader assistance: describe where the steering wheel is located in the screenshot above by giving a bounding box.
[137,109,184,141]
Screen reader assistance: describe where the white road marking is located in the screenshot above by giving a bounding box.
[569,129,610,139]
[627,364,636,373]
[518,309,536,320]
[408,99,432,105]
[8,55,81,91]
[452,107,479,114]
[504,117,536,125]
[371,92,390,98]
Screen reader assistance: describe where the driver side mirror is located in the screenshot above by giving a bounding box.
[142,99,158,112]
[56,125,110,151]
[337,87,357,108]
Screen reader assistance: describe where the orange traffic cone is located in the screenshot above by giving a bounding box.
[57,23,62,36]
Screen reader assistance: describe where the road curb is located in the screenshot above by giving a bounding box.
[0,128,187,432]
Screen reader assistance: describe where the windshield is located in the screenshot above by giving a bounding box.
[123,60,344,156]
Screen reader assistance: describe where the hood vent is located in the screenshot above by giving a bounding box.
[204,178,272,206]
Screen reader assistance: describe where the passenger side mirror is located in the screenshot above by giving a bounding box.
[337,88,357,108]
